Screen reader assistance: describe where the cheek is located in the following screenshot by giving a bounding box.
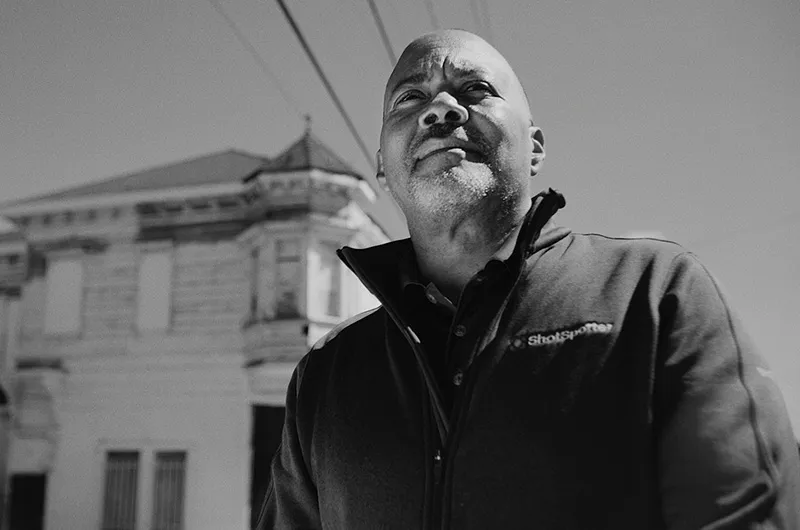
[381,124,414,168]
[493,111,531,159]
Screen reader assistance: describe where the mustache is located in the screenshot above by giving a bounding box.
[410,123,491,158]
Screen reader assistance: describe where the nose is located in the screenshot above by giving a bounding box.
[418,92,468,129]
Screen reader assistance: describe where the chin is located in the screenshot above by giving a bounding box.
[408,177,493,224]
[430,165,495,192]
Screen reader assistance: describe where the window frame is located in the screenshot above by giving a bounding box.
[274,238,302,319]
[316,240,342,319]
[96,442,190,530]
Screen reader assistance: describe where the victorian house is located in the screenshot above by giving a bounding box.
[0,131,397,530]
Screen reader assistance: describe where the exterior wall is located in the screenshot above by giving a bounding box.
[17,238,251,357]
[44,354,249,530]
[172,241,250,335]
[82,244,138,339]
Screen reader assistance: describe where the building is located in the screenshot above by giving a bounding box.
[0,223,25,530]
[0,131,395,530]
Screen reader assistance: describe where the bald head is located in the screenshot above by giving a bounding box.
[378,29,546,238]
[383,30,531,121]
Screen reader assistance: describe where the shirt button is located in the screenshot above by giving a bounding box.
[453,324,467,337]
[452,371,464,386]
[425,293,437,304]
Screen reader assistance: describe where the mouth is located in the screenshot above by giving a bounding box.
[415,138,485,164]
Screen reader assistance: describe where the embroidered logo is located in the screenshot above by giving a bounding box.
[509,322,614,350]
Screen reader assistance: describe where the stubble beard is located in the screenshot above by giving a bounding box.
[406,162,518,240]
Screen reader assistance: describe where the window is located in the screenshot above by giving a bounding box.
[101,451,140,530]
[275,239,301,318]
[317,242,341,318]
[249,247,259,315]
[151,452,187,530]
[43,258,83,334]
[100,449,187,530]
[137,251,173,332]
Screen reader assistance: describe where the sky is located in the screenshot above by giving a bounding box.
[1,0,799,431]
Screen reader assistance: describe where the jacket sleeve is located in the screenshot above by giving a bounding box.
[655,252,800,529]
[256,358,322,530]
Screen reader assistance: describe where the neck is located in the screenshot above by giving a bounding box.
[408,198,529,302]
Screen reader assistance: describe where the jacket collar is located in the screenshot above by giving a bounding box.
[338,188,570,307]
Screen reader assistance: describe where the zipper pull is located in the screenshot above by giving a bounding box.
[433,448,443,485]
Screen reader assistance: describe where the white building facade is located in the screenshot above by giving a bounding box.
[0,132,392,530]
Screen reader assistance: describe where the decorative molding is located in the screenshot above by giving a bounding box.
[0,182,247,217]
[242,318,308,364]
[135,194,251,227]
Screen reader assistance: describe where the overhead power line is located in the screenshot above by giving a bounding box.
[423,0,440,30]
[366,0,397,65]
[206,0,302,118]
[274,0,376,171]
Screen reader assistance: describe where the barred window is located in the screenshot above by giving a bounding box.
[101,451,139,530]
[151,451,186,530]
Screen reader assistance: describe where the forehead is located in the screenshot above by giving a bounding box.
[385,37,513,98]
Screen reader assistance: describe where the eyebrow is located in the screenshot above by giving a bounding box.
[388,72,430,96]
[388,66,493,97]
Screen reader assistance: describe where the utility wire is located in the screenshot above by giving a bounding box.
[422,0,440,30]
[206,0,303,118]
[366,0,396,65]
[274,0,375,171]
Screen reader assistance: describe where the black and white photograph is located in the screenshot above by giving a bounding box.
[1,1,799,528]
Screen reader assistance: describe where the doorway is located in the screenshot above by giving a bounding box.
[8,474,47,530]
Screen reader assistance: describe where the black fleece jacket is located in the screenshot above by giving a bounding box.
[259,190,800,529]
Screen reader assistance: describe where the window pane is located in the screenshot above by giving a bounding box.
[44,259,83,334]
[275,239,300,319]
[152,451,187,530]
[275,261,299,318]
[101,451,139,530]
[137,251,172,331]
[250,247,259,314]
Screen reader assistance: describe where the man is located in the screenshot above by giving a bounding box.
[260,30,800,529]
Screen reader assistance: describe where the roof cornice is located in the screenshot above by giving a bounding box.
[0,182,247,218]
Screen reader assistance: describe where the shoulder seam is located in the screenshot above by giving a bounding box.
[309,306,382,352]
[572,232,686,249]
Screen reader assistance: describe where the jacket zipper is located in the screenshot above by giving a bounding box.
[338,248,450,529]
[432,448,444,529]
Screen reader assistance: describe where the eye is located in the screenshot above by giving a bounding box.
[462,81,493,95]
[395,90,426,106]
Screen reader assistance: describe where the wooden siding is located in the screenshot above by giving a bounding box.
[83,246,138,339]
[171,242,249,335]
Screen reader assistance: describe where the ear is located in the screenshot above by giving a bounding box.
[376,150,389,190]
[530,126,545,176]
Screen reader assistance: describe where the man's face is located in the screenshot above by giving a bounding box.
[379,31,540,225]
